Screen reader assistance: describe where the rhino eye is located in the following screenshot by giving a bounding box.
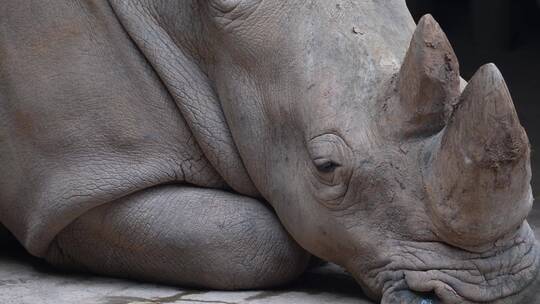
[308,133,352,183]
[308,134,353,205]
[313,158,341,174]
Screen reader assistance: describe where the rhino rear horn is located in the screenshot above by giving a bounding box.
[397,14,460,137]
[426,63,533,250]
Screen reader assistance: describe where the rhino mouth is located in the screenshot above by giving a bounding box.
[360,224,540,304]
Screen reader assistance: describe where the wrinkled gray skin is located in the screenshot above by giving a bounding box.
[0,1,538,303]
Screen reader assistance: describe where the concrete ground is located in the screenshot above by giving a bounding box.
[0,208,539,304]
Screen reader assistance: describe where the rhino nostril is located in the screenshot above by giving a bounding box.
[417,292,440,304]
[382,289,441,304]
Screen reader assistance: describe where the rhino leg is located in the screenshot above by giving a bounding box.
[45,185,310,290]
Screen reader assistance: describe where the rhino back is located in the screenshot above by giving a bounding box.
[0,0,225,257]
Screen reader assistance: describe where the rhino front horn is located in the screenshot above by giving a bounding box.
[396,14,460,137]
[426,63,533,250]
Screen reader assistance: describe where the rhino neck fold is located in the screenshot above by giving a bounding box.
[109,0,259,197]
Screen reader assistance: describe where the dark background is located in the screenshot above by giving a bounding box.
[407,0,540,199]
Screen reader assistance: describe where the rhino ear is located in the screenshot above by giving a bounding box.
[395,14,461,137]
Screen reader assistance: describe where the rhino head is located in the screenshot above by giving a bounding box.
[200,0,539,302]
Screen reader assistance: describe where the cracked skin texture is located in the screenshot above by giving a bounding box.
[0,0,538,303]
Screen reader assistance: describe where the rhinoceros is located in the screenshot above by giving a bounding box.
[0,1,538,303]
